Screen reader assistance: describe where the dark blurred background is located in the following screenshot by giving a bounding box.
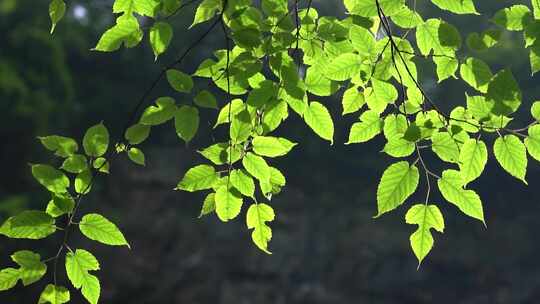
[1,0,540,303]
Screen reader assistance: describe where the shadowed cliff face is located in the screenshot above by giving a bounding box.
[2,0,540,303]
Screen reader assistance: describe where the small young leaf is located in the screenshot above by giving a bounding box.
[149,22,173,60]
[49,0,66,34]
[342,86,365,115]
[79,213,130,247]
[199,193,216,218]
[191,0,222,28]
[128,147,145,166]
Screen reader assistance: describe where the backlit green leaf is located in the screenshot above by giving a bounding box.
[174,106,199,143]
[405,204,445,266]
[79,213,130,247]
[246,203,275,254]
[304,102,334,144]
[376,161,419,217]
[176,165,219,192]
[494,135,528,184]
[438,169,484,222]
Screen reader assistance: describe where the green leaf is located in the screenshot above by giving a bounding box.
[366,79,398,113]
[526,125,540,161]
[39,284,70,304]
[434,56,459,82]
[305,67,339,97]
[49,0,66,34]
[124,124,150,145]
[0,211,56,239]
[75,170,92,195]
[230,110,252,144]
[252,136,297,157]
[437,169,484,222]
[199,193,216,217]
[534,0,540,19]
[38,135,78,158]
[376,161,419,217]
[342,86,365,115]
[486,69,522,115]
[349,24,376,56]
[167,69,194,93]
[127,147,145,166]
[174,106,199,143]
[466,30,501,51]
[416,19,460,56]
[383,114,408,140]
[215,186,243,222]
[530,44,540,75]
[0,268,19,291]
[230,169,255,198]
[347,110,382,144]
[383,138,415,158]
[493,5,532,31]
[460,57,492,93]
[46,194,75,218]
[493,135,528,184]
[430,0,478,15]
[391,6,424,28]
[459,138,488,185]
[83,123,109,157]
[304,102,334,144]
[323,53,363,81]
[11,250,47,286]
[246,203,275,254]
[242,152,271,183]
[348,0,405,17]
[79,213,130,247]
[191,0,222,28]
[93,15,143,52]
[199,143,242,165]
[61,154,88,173]
[113,0,159,17]
[176,165,219,192]
[93,158,110,174]
[431,132,460,163]
[31,164,69,193]
[149,22,172,60]
[194,90,218,109]
[65,249,100,304]
[215,99,244,128]
[140,97,177,126]
[405,204,445,266]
